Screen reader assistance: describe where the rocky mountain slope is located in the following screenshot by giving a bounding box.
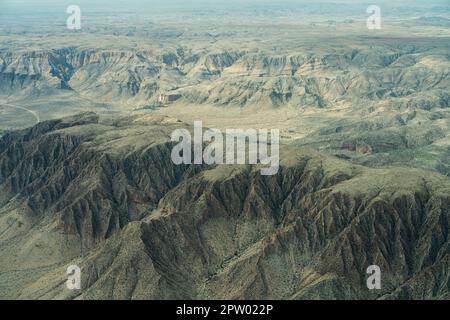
[1,0,449,300]
[0,114,448,299]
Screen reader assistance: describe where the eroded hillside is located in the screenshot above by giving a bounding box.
[0,114,448,299]
[1,41,448,110]
[1,0,449,301]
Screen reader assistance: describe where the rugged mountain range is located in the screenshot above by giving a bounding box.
[1,41,448,110]
[0,113,448,299]
[1,0,449,301]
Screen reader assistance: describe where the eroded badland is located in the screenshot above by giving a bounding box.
[0,0,449,299]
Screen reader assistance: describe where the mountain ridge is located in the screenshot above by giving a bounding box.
[0,113,448,299]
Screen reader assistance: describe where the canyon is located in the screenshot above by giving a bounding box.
[0,0,449,300]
